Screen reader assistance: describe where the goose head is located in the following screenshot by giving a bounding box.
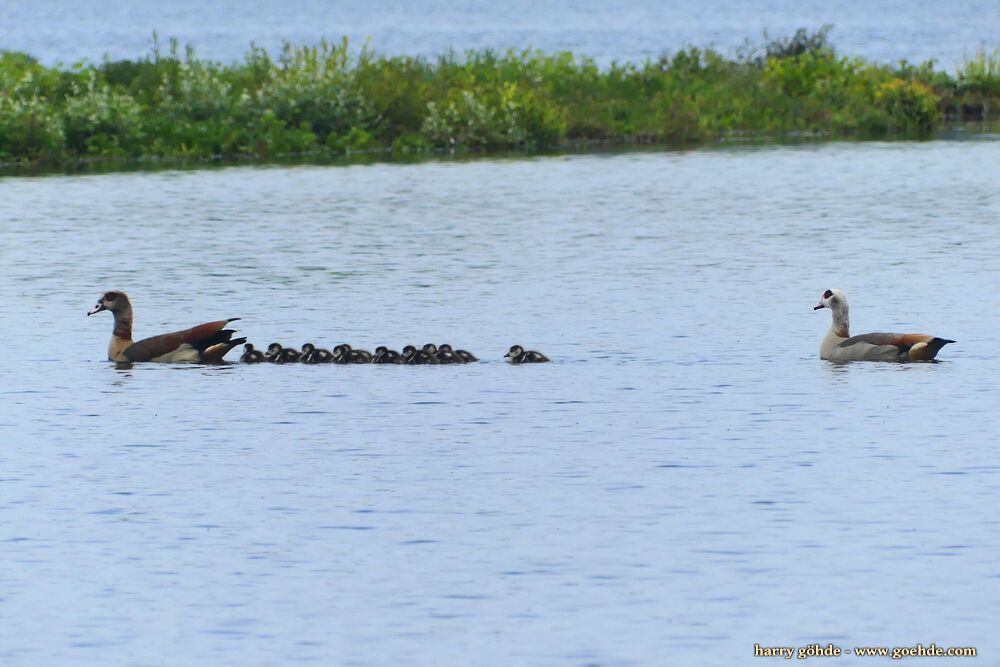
[814,289,850,337]
[504,345,524,359]
[87,290,131,316]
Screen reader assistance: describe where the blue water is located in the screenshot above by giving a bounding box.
[4,0,998,68]
[1,139,998,665]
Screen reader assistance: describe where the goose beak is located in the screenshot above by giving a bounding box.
[813,301,826,310]
[87,302,105,316]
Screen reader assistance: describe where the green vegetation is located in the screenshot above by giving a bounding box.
[1,31,997,167]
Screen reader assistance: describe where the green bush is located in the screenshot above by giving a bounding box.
[873,78,940,133]
[0,33,997,167]
[63,73,144,156]
[0,94,65,161]
[255,41,375,141]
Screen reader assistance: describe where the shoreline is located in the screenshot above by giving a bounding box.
[2,124,998,178]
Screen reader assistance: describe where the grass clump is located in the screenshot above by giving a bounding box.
[1,30,998,167]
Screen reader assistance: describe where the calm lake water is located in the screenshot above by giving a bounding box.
[4,0,999,69]
[1,139,999,665]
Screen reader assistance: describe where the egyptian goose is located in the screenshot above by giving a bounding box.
[240,343,267,363]
[504,345,550,363]
[88,291,244,363]
[439,344,478,363]
[265,343,284,362]
[814,289,954,361]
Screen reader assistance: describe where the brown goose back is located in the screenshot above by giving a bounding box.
[123,318,240,362]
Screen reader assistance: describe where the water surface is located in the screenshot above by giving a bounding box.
[1,140,998,665]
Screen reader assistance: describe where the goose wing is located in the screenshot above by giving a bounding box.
[836,332,952,361]
[123,318,242,362]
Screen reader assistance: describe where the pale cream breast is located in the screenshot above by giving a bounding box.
[108,335,132,362]
[819,329,847,360]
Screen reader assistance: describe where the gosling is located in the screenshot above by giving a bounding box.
[275,347,301,364]
[404,344,437,364]
[240,343,267,363]
[332,344,372,364]
[439,343,477,363]
[301,343,333,364]
[504,344,550,363]
[265,343,284,363]
[433,344,463,364]
[372,346,403,364]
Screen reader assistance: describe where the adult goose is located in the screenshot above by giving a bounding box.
[814,289,954,362]
[88,290,244,362]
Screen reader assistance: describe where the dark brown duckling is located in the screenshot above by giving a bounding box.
[301,343,333,364]
[349,346,373,363]
[331,343,373,364]
[372,346,403,364]
[434,345,463,364]
[421,343,444,364]
[275,347,301,364]
[401,345,417,363]
[331,344,351,364]
[240,343,267,363]
[404,344,437,365]
[265,342,284,363]
[504,344,550,363]
[439,343,477,363]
